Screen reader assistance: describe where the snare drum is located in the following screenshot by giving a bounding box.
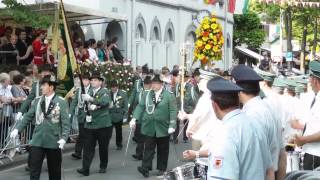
[286,151,300,173]
[163,162,195,180]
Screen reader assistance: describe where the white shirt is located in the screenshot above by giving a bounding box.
[93,87,101,96]
[303,92,320,157]
[88,48,98,62]
[45,93,55,111]
[155,87,163,102]
[113,89,118,101]
[187,90,219,142]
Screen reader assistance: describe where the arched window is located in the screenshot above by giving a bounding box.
[150,17,161,42]
[134,14,147,66]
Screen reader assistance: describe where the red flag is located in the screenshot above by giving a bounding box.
[228,0,236,13]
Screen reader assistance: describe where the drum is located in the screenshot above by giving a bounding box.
[286,151,300,173]
[194,162,208,179]
[163,162,195,180]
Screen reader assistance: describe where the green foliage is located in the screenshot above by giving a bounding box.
[0,0,52,28]
[233,12,266,49]
[249,1,281,23]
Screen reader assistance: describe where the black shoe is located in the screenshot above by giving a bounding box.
[132,137,137,143]
[132,154,142,160]
[173,139,178,144]
[137,166,149,178]
[71,153,82,160]
[77,168,89,176]
[116,146,122,150]
[156,170,165,176]
[25,166,30,172]
[99,168,106,173]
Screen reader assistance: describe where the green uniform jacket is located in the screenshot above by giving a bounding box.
[133,89,150,124]
[16,95,70,149]
[175,82,200,113]
[85,88,112,129]
[128,79,143,109]
[19,81,41,113]
[110,89,128,123]
[70,88,86,124]
[133,89,177,138]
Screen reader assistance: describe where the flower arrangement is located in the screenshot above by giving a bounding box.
[80,61,135,94]
[204,0,217,4]
[194,14,224,67]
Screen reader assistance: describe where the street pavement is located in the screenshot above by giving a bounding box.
[0,125,191,180]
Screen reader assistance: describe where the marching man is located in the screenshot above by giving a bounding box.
[130,74,177,177]
[10,75,70,180]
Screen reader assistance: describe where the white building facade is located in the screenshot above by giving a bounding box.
[1,0,234,70]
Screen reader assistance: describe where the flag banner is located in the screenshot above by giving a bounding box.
[234,0,250,14]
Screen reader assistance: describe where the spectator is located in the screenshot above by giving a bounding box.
[23,76,33,96]
[2,34,19,65]
[0,73,17,147]
[32,30,47,65]
[11,74,27,107]
[96,40,106,62]
[9,70,21,84]
[81,40,90,62]
[88,38,98,63]
[25,64,38,82]
[111,37,124,64]
[105,40,115,62]
[16,30,33,65]
[0,26,13,48]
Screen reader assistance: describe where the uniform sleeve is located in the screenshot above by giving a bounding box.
[122,91,129,118]
[59,99,71,141]
[168,92,177,129]
[19,83,36,113]
[70,89,79,116]
[133,93,145,121]
[128,81,138,107]
[208,137,239,180]
[92,89,110,107]
[17,99,37,132]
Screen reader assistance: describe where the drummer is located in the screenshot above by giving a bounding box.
[291,60,320,170]
[183,77,269,179]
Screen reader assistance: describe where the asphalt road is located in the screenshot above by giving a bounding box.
[0,125,191,180]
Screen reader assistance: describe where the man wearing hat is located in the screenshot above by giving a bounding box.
[130,74,177,177]
[231,65,285,179]
[132,75,152,160]
[70,73,91,160]
[173,70,200,143]
[129,64,149,142]
[17,64,54,171]
[183,77,268,179]
[10,75,70,180]
[109,80,128,150]
[77,72,112,176]
[291,60,320,170]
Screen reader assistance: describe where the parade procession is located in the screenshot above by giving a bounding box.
[0,0,320,180]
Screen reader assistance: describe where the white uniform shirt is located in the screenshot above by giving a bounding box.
[207,109,266,180]
[262,89,285,170]
[303,92,320,157]
[187,90,219,142]
[242,96,279,170]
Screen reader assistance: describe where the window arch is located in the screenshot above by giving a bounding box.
[164,20,175,42]
[135,13,147,40]
[150,16,161,42]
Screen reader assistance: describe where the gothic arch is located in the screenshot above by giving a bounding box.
[135,13,147,40]
[184,23,197,43]
[164,19,175,42]
[150,16,161,42]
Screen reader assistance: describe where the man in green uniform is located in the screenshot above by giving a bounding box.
[70,73,91,159]
[10,75,70,180]
[16,64,54,171]
[129,64,149,142]
[132,76,152,160]
[77,72,112,176]
[174,70,201,143]
[130,74,177,177]
[110,80,128,150]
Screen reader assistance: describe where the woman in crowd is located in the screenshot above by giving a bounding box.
[105,41,115,62]
[81,40,90,62]
[96,40,106,62]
